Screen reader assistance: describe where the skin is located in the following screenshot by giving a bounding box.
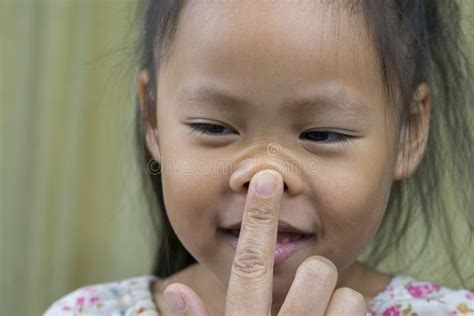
[138,1,431,315]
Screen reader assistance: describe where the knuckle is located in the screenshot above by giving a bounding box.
[334,287,367,307]
[247,202,275,225]
[297,256,338,284]
[232,247,268,281]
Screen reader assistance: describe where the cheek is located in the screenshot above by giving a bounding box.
[161,160,221,258]
[156,108,233,260]
[313,147,394,267]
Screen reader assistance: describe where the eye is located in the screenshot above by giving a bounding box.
[188,122,237,136]
[299,130,354,145]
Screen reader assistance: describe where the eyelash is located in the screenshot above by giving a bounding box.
[299,130,354,145]
[188,122,354,145]
[189,122,236,136]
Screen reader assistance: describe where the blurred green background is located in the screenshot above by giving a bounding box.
[1,1,473,315]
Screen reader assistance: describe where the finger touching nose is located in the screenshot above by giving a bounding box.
[229,160,304,196]
[225,169,284,315]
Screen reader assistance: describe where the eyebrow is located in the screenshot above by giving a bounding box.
[176,85,370,117]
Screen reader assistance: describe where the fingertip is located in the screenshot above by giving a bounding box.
[252,169,284,199]
[163,287,186,316]
[307,255,338,272]
[164,283,210,316]
[325,287,368,315]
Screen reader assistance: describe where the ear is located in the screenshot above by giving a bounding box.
[138,69,161,164]
[393,82,432,181]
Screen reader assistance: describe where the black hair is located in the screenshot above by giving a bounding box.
[133,0,474,289]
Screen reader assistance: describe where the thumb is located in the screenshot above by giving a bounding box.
[164,283,209,316]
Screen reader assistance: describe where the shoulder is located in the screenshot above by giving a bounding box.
[43,275,161,316]
[368,274,474,316]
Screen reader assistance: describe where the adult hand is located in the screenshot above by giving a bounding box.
[162,170,368,315]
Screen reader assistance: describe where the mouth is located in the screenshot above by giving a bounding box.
[225,229,313,243]
[222,219,313,235]
[220,228,315,266]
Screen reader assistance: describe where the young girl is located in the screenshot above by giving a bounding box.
[44,0,474,315]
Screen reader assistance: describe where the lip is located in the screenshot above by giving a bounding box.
[222,231,313,266]
[222,219,312,235]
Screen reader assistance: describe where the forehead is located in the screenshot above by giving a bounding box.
[159,0,386,114]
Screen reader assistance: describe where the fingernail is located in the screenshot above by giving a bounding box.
[164,290,186,316]
[255,170,277,198]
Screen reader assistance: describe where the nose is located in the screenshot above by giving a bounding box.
[229,158,304,196]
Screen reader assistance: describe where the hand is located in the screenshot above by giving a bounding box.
[162,170,368,315]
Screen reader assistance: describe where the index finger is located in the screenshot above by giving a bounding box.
[225,169,284,315]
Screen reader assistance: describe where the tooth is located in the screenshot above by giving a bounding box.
[277,233,292,243]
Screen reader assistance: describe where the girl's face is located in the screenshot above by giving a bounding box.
[141,0,428,306]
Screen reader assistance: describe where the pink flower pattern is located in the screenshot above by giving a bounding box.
[44,274,474,315]
[406,282,442,298]
[383,305,402,316]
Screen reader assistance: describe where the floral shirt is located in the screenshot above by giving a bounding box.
[44,274,474,315]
